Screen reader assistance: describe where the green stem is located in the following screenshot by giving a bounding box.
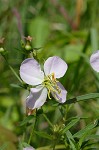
[8,64,22,83]
[53,143,56,150]
[2,54,22,83]
[52,134,57,150]
[28,114,37,144]
[43,114,53,127]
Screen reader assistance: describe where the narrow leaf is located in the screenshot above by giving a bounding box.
[86,134,99,140]
[66,130,75,142]
[10,84,22,88]
[62,93,99,105]
[73,120,98,138]
[77,93,99,102]
[22,142,31,148]
[19,115,34,126]
[68,139,78,150]
[62,118,80,134]
[90,28,98,51]
[66,130,80,150]
[34,131,53,140]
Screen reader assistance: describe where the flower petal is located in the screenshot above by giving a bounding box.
[20,58,44,85]
[51,82,67,103]
[90,50,99,72]
[44,56,68,78]
[23,147,35,150]
[26,86,47,109]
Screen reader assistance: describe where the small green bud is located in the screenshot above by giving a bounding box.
[0,47,5,53]
[25,44,32,51]
[33,50,37,57]
[53,124,60,132]
[0,47,4,52]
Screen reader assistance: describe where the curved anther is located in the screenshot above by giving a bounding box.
[42,73,61,100]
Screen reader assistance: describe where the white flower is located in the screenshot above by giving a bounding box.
[20,56,68,109]
[23,147,35,150]
[90,50,99,72]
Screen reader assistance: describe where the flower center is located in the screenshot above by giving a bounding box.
[42,73,61,99]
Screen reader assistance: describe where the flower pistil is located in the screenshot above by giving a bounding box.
[42,73,61,100]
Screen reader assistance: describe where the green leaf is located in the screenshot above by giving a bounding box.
[79,134,99,148]
[68,139,78,150]
[19,115,34,126]
[65,44,83,62]
[64,93,99,105]
[28,17,50,47]
[83,142,99,149]
[34,131,53,140]
[62,118,80,134]
[73,120,98,138]
[66,130,75,142]
[79,131,92,147]
[66,131,79,150]
[74,120,99,147]
[22,142,31,148]
[86,134,99,140]
[77,93,99,102]
[90,28,98,51]
[10,83,22,88]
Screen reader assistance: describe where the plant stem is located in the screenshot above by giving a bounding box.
[28,113,37,144]
[43,114,53,127]
[8,63,22,83]
[2,54,22,83]
[53,143,56,150]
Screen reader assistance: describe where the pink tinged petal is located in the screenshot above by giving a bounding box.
[44,56,68,78]
[51,82,67,103]
[90,50,99,72]
[20,58,44,85]
[26,86,47,109]
[23,147,35,150]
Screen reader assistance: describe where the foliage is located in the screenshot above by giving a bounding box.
[0,0,99,149]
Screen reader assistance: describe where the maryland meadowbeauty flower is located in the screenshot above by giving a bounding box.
[23,147,35,150]
[90,50,99,72]
[20,56,68,109]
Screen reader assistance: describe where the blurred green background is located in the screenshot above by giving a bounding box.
[0,0,99,149]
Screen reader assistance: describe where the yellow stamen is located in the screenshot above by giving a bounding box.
[42,73,61,100]
[48,89,51,99]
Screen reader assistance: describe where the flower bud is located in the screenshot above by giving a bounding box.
[25,44,32,51]
[0,47,5,53]
[0,47,5,55]
[53,124,60,132]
